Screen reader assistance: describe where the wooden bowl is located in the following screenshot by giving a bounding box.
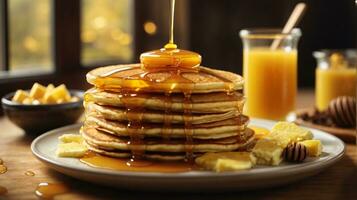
[1,90,84,134]
[294,108,355,143]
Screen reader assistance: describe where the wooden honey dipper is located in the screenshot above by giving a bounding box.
[328,96,356,128]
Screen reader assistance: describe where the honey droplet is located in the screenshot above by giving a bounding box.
[164,43,177,49]
[35,182,69,199]
[0,165,7,174]
[0,158,3,165]
[0,185,7,195]
[25,170,35,176]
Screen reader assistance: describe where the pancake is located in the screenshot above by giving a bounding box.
[83,61,250,161]
[81,126,255,153]
[85,114,249,139]
[86,102,240,124]
[85,88,245,113]
[85,143,189,161]
[86,64,244,93]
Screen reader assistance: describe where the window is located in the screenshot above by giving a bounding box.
[81,0,134,66]
[8,0,51,72]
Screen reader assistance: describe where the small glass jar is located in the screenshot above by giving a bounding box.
[240,28,301,120]
[314,49,357,111]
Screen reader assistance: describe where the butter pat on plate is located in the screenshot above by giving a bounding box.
[59,134,84,144]
[195,152,256,172]
[299,140,322,157]
[56,143,88,158]
[252,139,283,166]
[269,122,313,148]
[56,134,87,158]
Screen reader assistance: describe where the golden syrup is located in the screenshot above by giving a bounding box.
[121,91,146,162]
[0,165,7,174]
[164,0,176,49]
[162,92,173,141]
[35,182,69,199]
[25,170,35,176]
[183,92,194,162]
[0,185,7,196]
[80,152,195,173]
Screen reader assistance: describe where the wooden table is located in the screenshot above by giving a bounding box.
[0,90,356,200]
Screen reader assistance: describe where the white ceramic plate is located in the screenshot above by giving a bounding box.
[31,119,345,191]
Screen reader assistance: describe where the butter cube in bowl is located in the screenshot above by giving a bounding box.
[1,83,84,134]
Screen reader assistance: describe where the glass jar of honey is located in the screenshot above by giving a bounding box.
[314,49,357,111]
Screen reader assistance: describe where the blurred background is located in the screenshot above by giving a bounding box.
[0,0,356,97]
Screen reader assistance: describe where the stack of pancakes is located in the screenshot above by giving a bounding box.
[81,64,254,161]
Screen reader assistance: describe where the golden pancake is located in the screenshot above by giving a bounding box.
[86,64,244,93]
[85,102,240,124]
[85,114,249,139]
[81,126,255,153]
[84,143,188,161]
[84,88,245,113]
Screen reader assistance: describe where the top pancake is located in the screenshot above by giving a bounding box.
[86,64,244,93]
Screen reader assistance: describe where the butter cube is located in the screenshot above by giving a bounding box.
[56,143,88,158]
[215,158,254,172]
[22,97,34,104]
[59,134,84,144]
[46,84,55,92]
[29,83,46,100]
[195,152,256,172]
[299,140,322,157]
[44,84,71,103]
[252,139,283,166]
[12,90,29,103]
[269,122,313,147]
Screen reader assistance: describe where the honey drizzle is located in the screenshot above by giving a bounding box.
[25,170,35,176]
[168,0,175,45]
[162,92,173,141]
[93,66,238,162]
[35,182,69,199]
[93,66,237,162]
[183,92,194,162]
[0,160,7,174]
[121,91,147,165]
[0,185,7,196]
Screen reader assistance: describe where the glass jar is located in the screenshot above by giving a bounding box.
[240,29,301,120]
[314,49,357,111]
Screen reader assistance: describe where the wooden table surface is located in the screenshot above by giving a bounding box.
[0,90,356,200]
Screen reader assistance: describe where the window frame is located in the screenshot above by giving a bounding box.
[0,0,9,71]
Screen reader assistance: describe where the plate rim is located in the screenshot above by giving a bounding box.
[31,119,346,179]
